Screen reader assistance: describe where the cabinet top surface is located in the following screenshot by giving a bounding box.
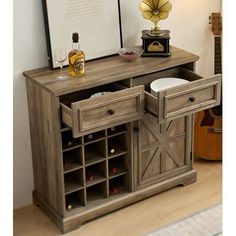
[23,46,199,96]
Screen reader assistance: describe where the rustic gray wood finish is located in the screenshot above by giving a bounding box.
[61,85,144,137]
[133,114,193,190]
[24,46,221,233]
[23,46,199,95]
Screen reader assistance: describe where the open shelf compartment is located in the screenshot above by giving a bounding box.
[62,129,82,151]
[84,130,106,144]
[85,161,107,187]
[65,189,85,211]
[107,124,127,137]
[107,133,128,158]
[64,169,84,194]
[109,174,129,196]
[84,140,106,166]
[63,147,83,173]
[86,181,108,203]
[108,155,128,179]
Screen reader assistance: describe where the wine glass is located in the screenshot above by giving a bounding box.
[54,48,67,80]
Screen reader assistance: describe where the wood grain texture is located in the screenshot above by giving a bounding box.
[160,74,221,122]
[13,158,221,236]
[26,79,65,216]
[142,67,221,123]
[61,86,144,137]
[134,113,192,190]
[23,46,203,233]
[23,46,199,96]
[62,170,196,233]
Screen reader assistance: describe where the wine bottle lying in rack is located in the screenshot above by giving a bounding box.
[110,127,116,132]
[63,160,68,170]
[86,172,94,181]
[66,199,73,210]
[109,165,119,174]
[108,143,116,154]
[109,186,119,194]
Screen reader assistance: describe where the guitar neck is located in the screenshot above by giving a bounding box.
[214,36,222,74]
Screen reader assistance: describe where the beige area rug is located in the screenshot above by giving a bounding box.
[147,204,222,236]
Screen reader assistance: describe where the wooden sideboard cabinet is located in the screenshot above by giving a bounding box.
[23,46,221,233]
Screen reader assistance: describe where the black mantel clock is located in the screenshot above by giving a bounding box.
[139,0,172,57]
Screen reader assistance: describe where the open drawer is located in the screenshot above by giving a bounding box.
[134,67,221,123]
[60,85,144,138]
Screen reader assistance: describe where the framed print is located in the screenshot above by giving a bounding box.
[42,0,123,69]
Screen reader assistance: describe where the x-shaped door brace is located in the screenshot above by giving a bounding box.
[141,114,184,180]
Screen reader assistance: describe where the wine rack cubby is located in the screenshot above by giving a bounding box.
[65,189,85,210]
[61,124,131,211]
[109,174,129,196]
[108,155,128,179]
[86,181,107,203]
[84,140,106,165]
[85,161,106,186]
[63,147,83,174]
[64,169,84,194]
[84,130,106,144]
[62,129,82,151]
[107,133,128,158]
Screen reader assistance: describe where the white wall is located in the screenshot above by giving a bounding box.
[13,0,48,209]
[120,0,221,76]
[13,0,221,209]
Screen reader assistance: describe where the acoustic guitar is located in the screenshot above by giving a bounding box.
[194,12,222,161]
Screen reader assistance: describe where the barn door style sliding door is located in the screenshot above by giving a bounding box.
[134,113,193,189]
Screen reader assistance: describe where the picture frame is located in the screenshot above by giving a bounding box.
[42,0,123,69]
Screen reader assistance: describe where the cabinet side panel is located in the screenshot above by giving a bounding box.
[26,79,64,216]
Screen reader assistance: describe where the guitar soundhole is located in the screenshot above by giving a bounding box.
[211,105,222,117]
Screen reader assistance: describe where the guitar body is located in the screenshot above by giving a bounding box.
[194,109,222,160]
[194,12,222,161]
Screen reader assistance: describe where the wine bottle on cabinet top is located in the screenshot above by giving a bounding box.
[68,32,85,77]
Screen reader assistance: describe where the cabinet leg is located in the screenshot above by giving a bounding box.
[181,170,197,186]
[62,222,82,234]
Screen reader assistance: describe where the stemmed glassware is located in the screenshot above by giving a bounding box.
[54,48,68,80]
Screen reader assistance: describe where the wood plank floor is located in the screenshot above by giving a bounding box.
[147,204,222,235]
[13,157,222,236]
